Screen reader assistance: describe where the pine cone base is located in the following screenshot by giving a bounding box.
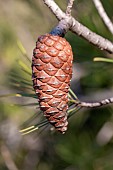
[32,34,73,133]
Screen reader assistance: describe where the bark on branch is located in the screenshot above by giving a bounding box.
[66,0,75,16]
[92,0,113,35]
[75,97,113,108]
[43,0,113,53]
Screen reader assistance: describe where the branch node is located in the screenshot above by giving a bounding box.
[50,17,73,37]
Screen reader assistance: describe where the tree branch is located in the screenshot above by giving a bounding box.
[92,0,113,35]
[66,0,75,16]
[43,0,113,53]
[71,17,113,53]
[43,0,65,20]
[75,97,113,108]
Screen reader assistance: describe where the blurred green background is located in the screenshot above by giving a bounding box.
[0,0,113,170]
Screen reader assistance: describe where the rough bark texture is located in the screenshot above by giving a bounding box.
[32,34,73,133]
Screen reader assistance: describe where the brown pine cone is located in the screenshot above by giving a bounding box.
[32,34,73,134]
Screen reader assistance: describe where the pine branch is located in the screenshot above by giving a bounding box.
[43,0,113,53]
[75,97,113,108]
[43,0,65,20]
[66,0,75,16]
[92,0,113,35]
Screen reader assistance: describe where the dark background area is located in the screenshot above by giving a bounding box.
[0,0,113,170]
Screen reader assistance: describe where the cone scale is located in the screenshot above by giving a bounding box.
[32,33,73,133]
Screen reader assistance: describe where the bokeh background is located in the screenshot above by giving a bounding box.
[0,0,113,170]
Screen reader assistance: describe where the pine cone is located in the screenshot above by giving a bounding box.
[32,34,73,133]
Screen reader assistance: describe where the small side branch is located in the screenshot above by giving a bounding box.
[66,0,75,16]
[92,0,113,35]
[76,97,113,108]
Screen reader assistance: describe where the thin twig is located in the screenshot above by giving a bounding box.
[92,0,113,35]
[43,0,113,53]
[43,0,65,20]
[75,97,113,108]
[66,0,74,16]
